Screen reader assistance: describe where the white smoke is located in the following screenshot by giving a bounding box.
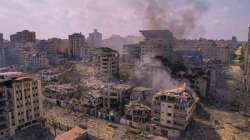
[131,57,181,90]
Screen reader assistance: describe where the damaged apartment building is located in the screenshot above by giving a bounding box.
[121,102,151,129]
[151,85,199,139]
[0,72,43,139]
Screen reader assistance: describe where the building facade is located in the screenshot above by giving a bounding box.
[122,44,141,64]
[68,33,88,59]
[0,72,43,139]
[10,30,36,44]
[24,52,49,70]
[87,29,102,48]
[0,33,5,68]
[122,102,151,129]
[151,85,198,138]
[123,30,175,64]
[140,30,175,62]
[243,27,250,92]
[94,47,119,80]
[175,39,231,64]
[0,33,3,46]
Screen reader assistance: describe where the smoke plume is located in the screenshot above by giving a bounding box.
[130,57,181,90]
[137,0,209,38]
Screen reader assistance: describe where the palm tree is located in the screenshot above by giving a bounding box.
[51,120,59,137]
[38,117,47,128]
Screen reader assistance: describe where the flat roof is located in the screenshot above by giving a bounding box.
[140,30,174,39]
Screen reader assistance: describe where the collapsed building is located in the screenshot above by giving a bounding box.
[121,102,151,129]
[44,84,78,104]
[79,90,103,116]
[151,85,199,138]
[39,69,60,85]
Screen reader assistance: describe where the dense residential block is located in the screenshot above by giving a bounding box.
[0,72,43,139]
[10,30,36,44]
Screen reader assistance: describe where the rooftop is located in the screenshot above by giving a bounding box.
[140,30,174,39]
[153,84,199,103]
[126,102,151,111]
[96,47,117,53]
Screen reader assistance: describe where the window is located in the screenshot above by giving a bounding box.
[167,113,172,116]
[167,120,171,124]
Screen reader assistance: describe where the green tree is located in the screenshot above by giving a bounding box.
[38,117,47,128]
[51,120,59,136]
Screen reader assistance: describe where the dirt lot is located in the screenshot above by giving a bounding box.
[185,64,250,140]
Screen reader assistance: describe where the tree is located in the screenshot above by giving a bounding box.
[38,117,47,128]
[51,120,59,136]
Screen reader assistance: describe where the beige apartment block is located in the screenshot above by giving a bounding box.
[152,85,199,131]
[94,47,119,80]
[0,72,43,139]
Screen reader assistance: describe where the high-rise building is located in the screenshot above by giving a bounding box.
[87,29,102,48]
[10,30,36,44]
[243,27,250,92]
[68,33,87,59]
[0,33,3,46]
[123,30,175,64]
[94,47,119,80]
[0,47,5,68]
[122,44,141,64]
[0,33,5,67]
[0,72,43,139]
[140,30,175,61]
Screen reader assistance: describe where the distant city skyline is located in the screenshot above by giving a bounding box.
[0,0,249,41]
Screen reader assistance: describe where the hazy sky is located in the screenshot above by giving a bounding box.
[0,0,249,40]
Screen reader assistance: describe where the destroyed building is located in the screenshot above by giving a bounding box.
[151,85,198,138]
[101,84,132,109]
[121,102,151,129]
[44,84,78,102]
[79,90,103,116]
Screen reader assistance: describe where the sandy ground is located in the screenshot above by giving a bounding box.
[186,63,250,140]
